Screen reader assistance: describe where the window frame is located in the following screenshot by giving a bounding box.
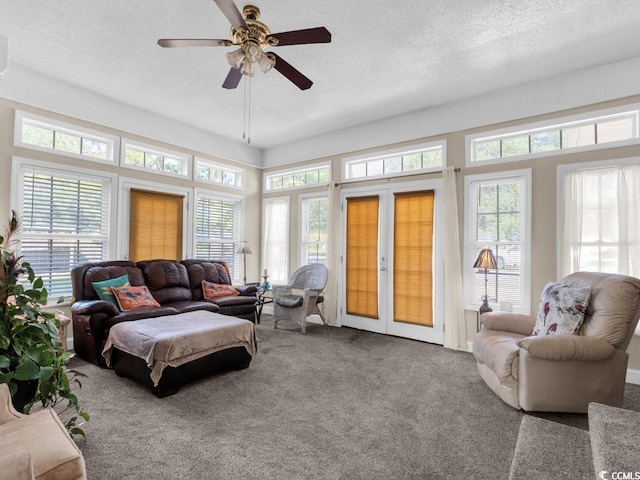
[466,104,640,167]
[10,157,118,302]
[193,188,245,283]
[262,196,290,285]
[264,163,331,192]
[14,110,119,164]
[342,140,447,182]
[194,157,244,190]
[299,193,329,266]
[464,169,532,314]
[121,138,192,178]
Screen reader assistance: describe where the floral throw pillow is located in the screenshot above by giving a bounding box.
[532,281,591,336]
[92,274,130,306]
[202,280,239,299]
[111,285,161,312]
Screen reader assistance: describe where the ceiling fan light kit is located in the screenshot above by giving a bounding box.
[158,0,331,90]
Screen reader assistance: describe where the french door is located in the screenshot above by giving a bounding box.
[340,182,443,344]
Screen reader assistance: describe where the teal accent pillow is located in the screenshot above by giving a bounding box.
[92,274,130,306]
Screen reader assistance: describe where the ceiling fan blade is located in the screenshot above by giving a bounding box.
[222,67,243,89]
[213,0,247,29]
[270,27,331,46]
[271,53,313,90]
[158,39,231,48]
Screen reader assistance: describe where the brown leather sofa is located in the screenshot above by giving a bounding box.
[71,259,257,367]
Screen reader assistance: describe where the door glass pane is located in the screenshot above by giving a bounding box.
[393,191,434,326]
[346,196,379,319]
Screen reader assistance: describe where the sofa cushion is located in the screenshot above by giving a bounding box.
[165,300,220,314]
[202,281,239,299]
[183,261,233,301]
[532,282,591,336]
[0,408,86,480]
[103,307,180,330]
[92,274,130,306]
[79,263,144,301]
[112,286,161,311]
[138,260,192,305]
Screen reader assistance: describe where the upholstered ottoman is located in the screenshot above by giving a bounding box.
[102,311,257,397]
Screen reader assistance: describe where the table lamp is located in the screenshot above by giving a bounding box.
[237,240,252,284]
[474,248,497,314]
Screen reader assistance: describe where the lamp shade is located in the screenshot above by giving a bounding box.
[237,240,252,255]
[473,248,497,270]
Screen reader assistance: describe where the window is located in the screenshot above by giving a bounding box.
[195,157,244,189]
[195,191,242,281]
[14,111,117,163]
[300,195,328,265]
[559,160,640,279]
[467,105,640,165]
[343,141,445,181]
[129,189,184,262]
[12,158,114,299]
[465,170,531,313]
[122,140,190,178]
[262,197,289,284]
[265,164,330,191]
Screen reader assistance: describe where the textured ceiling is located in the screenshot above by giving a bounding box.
[2,1,640,149]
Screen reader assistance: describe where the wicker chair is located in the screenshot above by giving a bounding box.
[273,264,328,333]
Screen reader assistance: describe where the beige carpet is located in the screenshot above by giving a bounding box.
[71,316,640,479]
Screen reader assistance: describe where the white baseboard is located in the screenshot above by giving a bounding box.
[466,340,473,353]
[627,368,640,385]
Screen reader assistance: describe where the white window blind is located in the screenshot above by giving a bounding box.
[19,166,111,298]
[195,193,241,280]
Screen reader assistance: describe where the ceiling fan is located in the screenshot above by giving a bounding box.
[158,0,331,90]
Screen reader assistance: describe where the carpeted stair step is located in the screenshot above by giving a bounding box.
[589,403,640,476]
[508,415,594,480]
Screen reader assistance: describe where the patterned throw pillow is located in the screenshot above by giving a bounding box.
[111,285,161,312]
[202,280,239,299]
[532,281,591,336]
[92,274,130,306]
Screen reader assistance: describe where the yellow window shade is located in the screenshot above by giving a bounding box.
[346,196,379,319]
[129,189,183,261]
[393,190,434,326]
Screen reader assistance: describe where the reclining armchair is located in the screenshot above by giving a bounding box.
[0,383,87,479]
[473,271,640,412]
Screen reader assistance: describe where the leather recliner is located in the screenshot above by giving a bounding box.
[473,271,640,412]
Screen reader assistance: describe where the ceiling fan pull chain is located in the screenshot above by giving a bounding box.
[242,75,247,141]
[247,76,252,145]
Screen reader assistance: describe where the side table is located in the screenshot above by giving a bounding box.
[256,288,273,324]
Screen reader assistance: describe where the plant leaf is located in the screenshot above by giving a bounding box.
[0,355,10,369]
[14,358,40,380]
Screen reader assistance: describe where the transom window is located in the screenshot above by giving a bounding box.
[14,110,116,163]
[122,140,190,178]
[195,157,243,189]
[343,141,445,181]
[265,164,330,191]
[467,105,640,165]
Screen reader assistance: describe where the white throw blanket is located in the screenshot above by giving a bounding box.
[102,311,257,386]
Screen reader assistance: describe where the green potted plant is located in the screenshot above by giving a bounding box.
[0,211,89,437]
